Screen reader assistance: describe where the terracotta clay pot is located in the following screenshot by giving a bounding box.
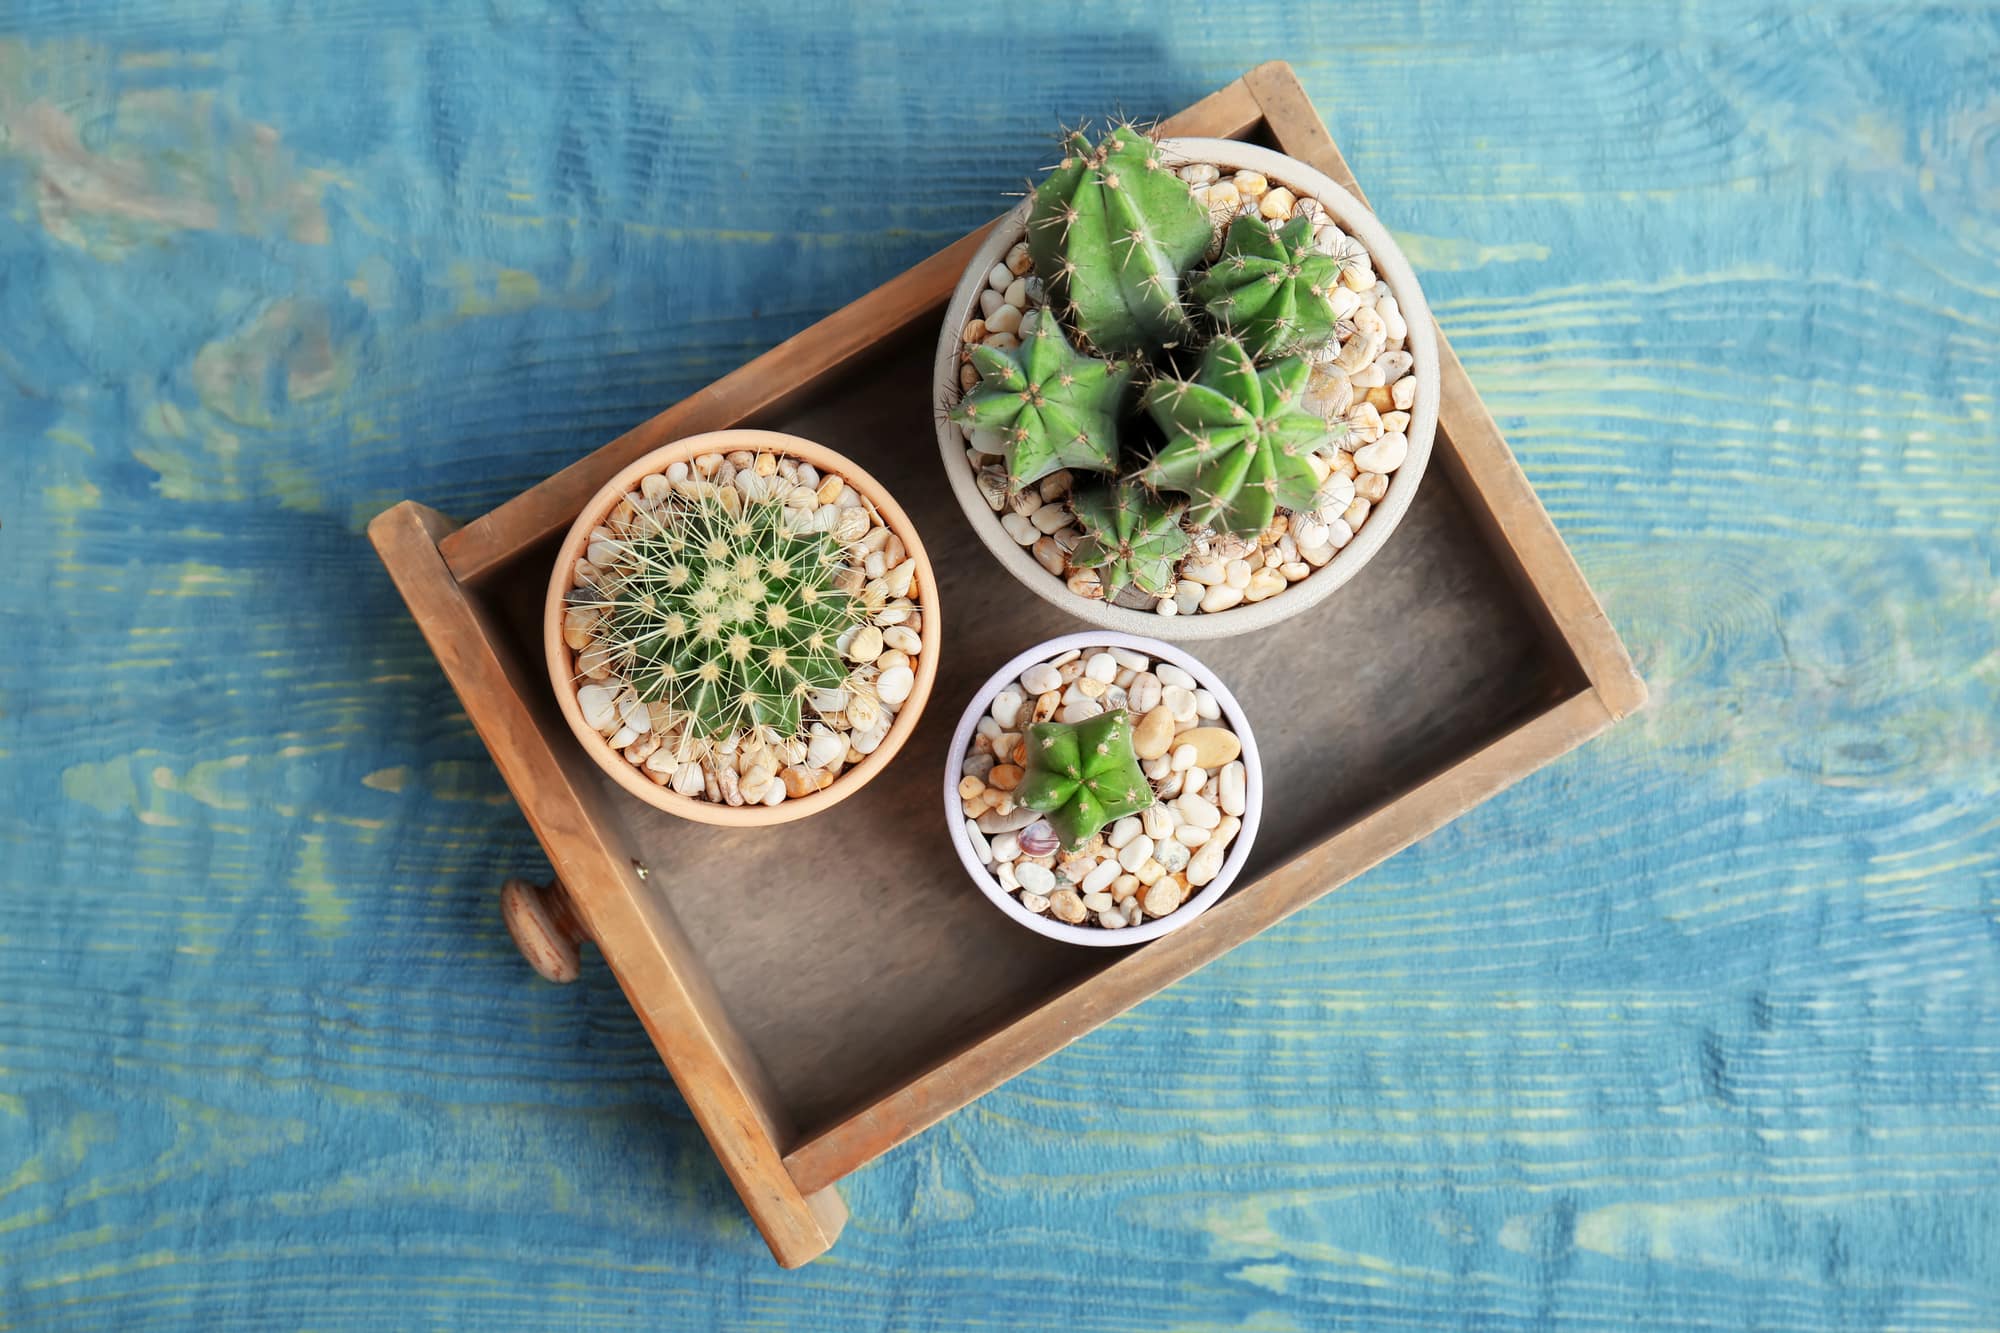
[545,428,940,826]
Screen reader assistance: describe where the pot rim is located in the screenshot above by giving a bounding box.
[931,135,1440,640]
[544,428,942,826]
[942,630,1263,947]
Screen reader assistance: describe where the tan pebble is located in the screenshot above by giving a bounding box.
[1260,185,1296,219]
[1244,569,1286,602]
[845,625,883,663]
[1392,375,1417,411]
[1133,706,1177,760]
[1135,857,1168,887]
[1076,677,1106,699]
[959,363,980,391]
[1178,726,1241,769]
[1200,584,1245,613]
[1032,690,1060,724]
[1356,470,1389,502]
[1111,873,1142,902]
[1048,889,1088,924]
[781,766,817,799]
[1232,169,1268,199]
[1365,384,1395,412]
[1006,241,1034,276]
[958,775,986,801]
[963,318,988,346]
[1344,498,1372,529]
[988,764,1024,792]
[1142,879,1181,919]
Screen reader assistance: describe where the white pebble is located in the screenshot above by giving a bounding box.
[1020,891,1049,914]
[1175,823,1211,848]
[1175,793,1222,829]
[1082,861,1122,894]
[1021,663,1062,695]
[1108,647,1150,671]
[1141,805,1173,840]
[1195,689,1220,721]
[1155,664,1196,691]
[1017,862,1055,895]
[1162,685,1198,723]
[1154,838,1190,873]
[991,831,1021,862]
[1097,909,1127,930]
[1127,672,1163,714]
[1219,761,1246,817]
[877,665,914,707]
[1107,816,1141,850]
[1117,835,1155,872]
[1001,511,1038,545]
[991,688,1025,730]
[965,819,993,865]
[577,684,619,731]
[1083,891,1114,913]
[1187,839,1227,888]
[1059,700,1104,723]
[1085,652,1118,683]
[1170,744,1198,772]
[1354,433,1408,474]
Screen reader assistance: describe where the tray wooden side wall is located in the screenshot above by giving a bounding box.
[370,62,1642,1267]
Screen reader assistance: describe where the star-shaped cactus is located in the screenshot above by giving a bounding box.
[1191,215,1347,358]
[1068,479,1191,601]
[1137,336,1334,537]
[949,315,1131,491]
[1016,709,1155,850]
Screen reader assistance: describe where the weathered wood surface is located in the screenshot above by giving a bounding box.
[3,5,1996,1329]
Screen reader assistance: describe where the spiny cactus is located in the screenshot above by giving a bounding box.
[1068,480,1191,601]
[578,492,865,742]
[1027,123,1212,359]
[949,315,1130,490]
[1192,215,1347,358]
[1138,336,1336,538]
[1017,709,1155,850]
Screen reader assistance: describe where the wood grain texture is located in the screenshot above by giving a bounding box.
[2,4,1996,1329]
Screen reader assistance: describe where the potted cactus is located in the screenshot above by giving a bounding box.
[545,428,939,825]
[946,632,1262,945]
[933,122,1440,639]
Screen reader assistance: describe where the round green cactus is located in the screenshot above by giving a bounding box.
[1027,123,1213,359]
[578,491,865,742]
[1137,336,1338,538]
[949,315,1131,490]
[1068,479,1191,600]
[1192,215,1347,359]
[1017,709,1155,850]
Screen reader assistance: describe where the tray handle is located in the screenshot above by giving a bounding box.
[501,877,589,983]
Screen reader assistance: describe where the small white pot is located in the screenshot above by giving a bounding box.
[944,631,1263,947]
[934,137,1440,639]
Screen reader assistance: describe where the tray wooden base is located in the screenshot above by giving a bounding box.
[371,61,1642,1267]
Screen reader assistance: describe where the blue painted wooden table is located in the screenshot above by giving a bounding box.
[4,4,1997,1328]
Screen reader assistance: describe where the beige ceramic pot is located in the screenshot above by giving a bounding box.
[544,428,940,826]
[933,137,1440,640]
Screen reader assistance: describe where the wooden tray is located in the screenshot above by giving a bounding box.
[369,62,1645,1268]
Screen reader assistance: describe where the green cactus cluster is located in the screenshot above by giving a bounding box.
[1017,709,1155,850]
[577,492,864,742]
[955,120,1372,577]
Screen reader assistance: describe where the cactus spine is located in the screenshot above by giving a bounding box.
[1067,480,1191,601]
[577,491,864,743]
[1138,336,1336,538]
[1027,124,1212,358]
[948,314,1131,490]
